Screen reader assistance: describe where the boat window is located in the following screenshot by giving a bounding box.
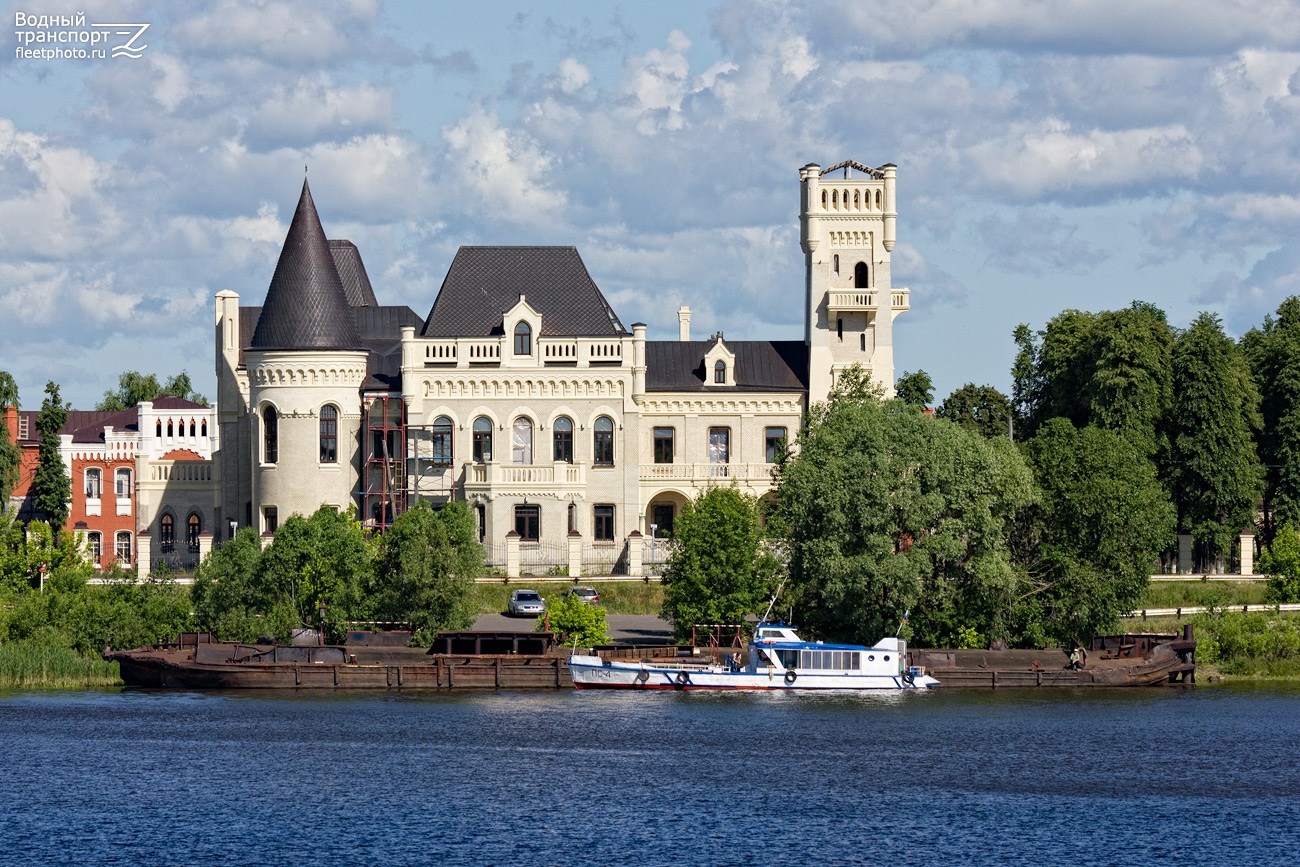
[777,649,798,668]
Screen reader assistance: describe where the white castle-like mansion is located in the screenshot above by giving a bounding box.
[132,160,908,576]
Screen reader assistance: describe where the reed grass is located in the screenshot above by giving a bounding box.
[0,640,121,689]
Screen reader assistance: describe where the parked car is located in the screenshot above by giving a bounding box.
[565,586,601,605]
[507,589,546,617]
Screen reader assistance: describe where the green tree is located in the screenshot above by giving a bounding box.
[259,506,373,636]
[893,369,934,407]
[1023,420,1175,644]
[191,527,294,641]
[1260,524,1300,603]
[543,593,609,646]
[660,485,781,641]
[0,371,19,512]
[1168,312,1263,571]
[936,383,1013,439]
[96,370,208,411]
[1242,296,1300,536]
[370,500,482,641]
[31,382,71,528]
[776,384,1036,648]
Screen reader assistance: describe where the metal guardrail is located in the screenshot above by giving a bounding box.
[1125,603,1300,619]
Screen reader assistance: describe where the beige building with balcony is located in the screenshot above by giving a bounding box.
[211,159,907,575]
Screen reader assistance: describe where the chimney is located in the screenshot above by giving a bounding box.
[678,306,691,342]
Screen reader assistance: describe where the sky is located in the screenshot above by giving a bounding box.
[3,0,1300,410]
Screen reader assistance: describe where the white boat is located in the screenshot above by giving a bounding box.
[568,624,940,691]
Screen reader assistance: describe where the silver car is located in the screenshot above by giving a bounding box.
[507,589,546,617]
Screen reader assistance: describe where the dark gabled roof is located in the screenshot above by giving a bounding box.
[250,180,362,352]
[421,246,626,339]
[63,409,137,443]
[150,396,208,411]
[329,240,379,308]
[646,340,809,392]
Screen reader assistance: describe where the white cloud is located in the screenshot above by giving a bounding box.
[440,107,568,227]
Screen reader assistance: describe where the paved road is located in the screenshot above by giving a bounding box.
[472,612,673,644]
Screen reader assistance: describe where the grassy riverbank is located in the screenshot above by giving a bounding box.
[469,580,664,616]
[0,640,121,689]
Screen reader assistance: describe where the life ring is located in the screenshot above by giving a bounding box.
[784,669,797,685]
[902,670,915,686]
[675,670,690,686]
[635,669,649,684]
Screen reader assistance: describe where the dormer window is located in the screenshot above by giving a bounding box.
[704,335,735,387]
[514,321,532,355]
[714,361,726,384]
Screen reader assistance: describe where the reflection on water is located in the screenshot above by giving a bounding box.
[2,684,1298,865]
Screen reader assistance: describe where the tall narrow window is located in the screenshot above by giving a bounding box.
[187,513,201,552]
[475,504,486,542]
[155,419,162,437]
[473,417,493,462]
[115,531,132,563]
[85,468,102,499]
[593,416,614,466]
[432,415,454,466]
[514,321,532,355]
[833,254,840,275]
[837,318,843,341]
[553,416,574,463]
[263,406,278,464]
[201,419,208,437]
[189,420,196,437]
[512,417,533,464]
[320,405,338,463]
[855,261,869,289]
[708,427,730,477]
[593,505,615,542]
[765,427,787,464]
[115,468,132,499]
[714,361,726,384]
[160,513,174,552]
[87,532,101,564]
[653,427,674,464]
[167,419,174,438]
[264,506,278,535]
[514,504,540,542]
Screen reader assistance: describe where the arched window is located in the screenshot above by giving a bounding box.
[593,416,614,466]
[263,406,278,464]
[201,419,208,437]
[833,254,839,275]
[854,261,869,289]
[155,419,162,437]
[553,416,574,463]
[432,415,454,466]
[831,189,838,208]
[189,419,196,437]
[514,321,532,355]
[875,189,882,208]
[820,189,827,209]
[87,532,101,564]
[714,360,726,384]
[187,513,201,551]
[115,531,132,563]
[861,333,867,352]
[512,417,533,464]
[167,419,174,438]
[853,190,860,209]
[319,405,338,463]
[160,513,174,552]
[84,468,102,499]
[473,416,493,462]
[115,468,132,499]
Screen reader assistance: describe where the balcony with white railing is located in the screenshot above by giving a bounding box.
[827,288,910,314]
[419,336,624,368]
[464,461,588,492]
[639,463,775,484]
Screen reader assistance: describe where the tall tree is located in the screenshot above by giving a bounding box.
[937,383,1013,439]
[659,485,781,640]
[893,369,934,407]
[96,370,208,411]
[370,500,482,639]
[1242,296,1300,536]
[1168,312,1263,570]
[1023,420,1175,644]
[776,379,1036,648]
[259,506,373,634]
[0,371,18,512]
[31,382,71,529]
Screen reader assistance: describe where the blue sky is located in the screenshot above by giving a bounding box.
[3,0,1300,409]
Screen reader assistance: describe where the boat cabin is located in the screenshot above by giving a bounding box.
[748,626,907,677]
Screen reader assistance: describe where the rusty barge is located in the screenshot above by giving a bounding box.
[108,631,574,690]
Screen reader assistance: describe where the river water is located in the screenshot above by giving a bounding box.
[3,684,1297,866]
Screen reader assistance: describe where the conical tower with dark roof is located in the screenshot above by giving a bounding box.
[251,179,362,351]
[238,179,369,533]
